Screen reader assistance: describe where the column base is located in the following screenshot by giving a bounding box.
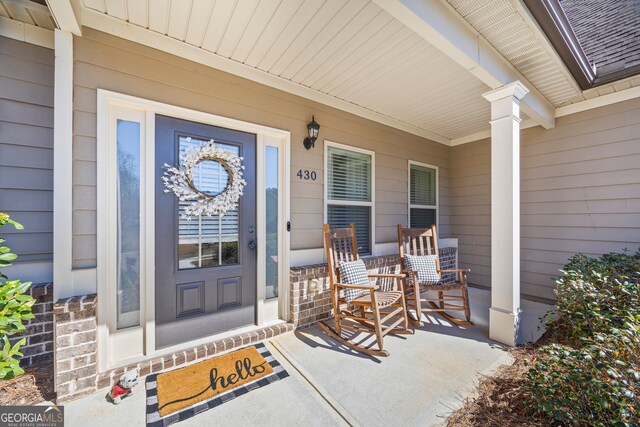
[489,306,522,346]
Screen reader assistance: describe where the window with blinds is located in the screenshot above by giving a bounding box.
[326,144,373,255]
[409,163,437,229]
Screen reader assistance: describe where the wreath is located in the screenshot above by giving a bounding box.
[162,139,246,218]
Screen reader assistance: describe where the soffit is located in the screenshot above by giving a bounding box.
[0,0,55,29]
[79,0,500,142]
[445,0,583,107]
[445,0,640,107]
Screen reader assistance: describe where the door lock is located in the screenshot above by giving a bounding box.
[248,240,257,249]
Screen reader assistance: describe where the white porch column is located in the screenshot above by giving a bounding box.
[53,29,74,302]
[482,81,529,346]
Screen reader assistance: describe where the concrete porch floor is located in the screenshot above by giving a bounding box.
[63,288,553,427]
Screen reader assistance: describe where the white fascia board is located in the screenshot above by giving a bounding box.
[373,0,556,130]
[556,85,640,117]
[46,0,81,35]
[0,15,54,48]
[80,8,451,146]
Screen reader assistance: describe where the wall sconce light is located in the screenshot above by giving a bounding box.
[303,116,320,150]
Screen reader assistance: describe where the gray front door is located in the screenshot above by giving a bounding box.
[155,115,257,349]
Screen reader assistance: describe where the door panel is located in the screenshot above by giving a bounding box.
[155,115,257,349]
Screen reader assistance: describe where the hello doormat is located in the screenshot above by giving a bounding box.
[145,343,288,426]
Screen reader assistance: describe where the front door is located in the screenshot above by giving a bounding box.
[155,115,257,349]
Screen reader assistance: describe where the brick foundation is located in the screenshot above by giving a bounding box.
[53,294,98,403]
[289,247,458,328]
[9,282,54,367]
[52,292,293,403]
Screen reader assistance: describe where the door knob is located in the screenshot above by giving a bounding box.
[248,240,257,249]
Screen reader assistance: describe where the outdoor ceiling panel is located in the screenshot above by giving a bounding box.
[0,0,55,29]
[79,0,503,141]
[445,0,582,107]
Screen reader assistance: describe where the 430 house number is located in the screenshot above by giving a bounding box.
[296,169,317,180]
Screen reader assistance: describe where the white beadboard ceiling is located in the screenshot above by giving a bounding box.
[81,0,500,141]
[0,0,55,29]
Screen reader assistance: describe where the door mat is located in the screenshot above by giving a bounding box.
[146,342,288,426]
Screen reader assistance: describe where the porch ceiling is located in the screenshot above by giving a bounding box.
[79,0,501,143]
[446,0,640,106]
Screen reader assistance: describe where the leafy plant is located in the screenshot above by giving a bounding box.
[0,213,34,380]
[527,251,640,426]
[528,319,639,426]
[549,251,640,343]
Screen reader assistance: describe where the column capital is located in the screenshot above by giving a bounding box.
[482,81,530,103]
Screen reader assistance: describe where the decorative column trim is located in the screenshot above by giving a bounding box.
[53,29,74,302]
[482,80,529,347]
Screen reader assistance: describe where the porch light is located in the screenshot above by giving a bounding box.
[303,116,320,150]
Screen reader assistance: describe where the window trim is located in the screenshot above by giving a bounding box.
[324,140,376,256]
[407,160,438,230]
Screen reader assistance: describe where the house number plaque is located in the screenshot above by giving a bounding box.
[296,169,317,180]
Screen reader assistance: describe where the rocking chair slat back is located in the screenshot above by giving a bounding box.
[397,225,441,274]
[324,223,358,287]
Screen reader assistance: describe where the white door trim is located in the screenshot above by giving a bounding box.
[96,89,291,371]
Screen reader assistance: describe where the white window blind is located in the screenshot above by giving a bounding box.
[409,163,437,229]
[327,147,371,201]
[327,145,373,255]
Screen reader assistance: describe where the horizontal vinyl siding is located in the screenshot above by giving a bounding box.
[72,29,451,268]
[450,140,491,290]
[451,97,640,300]
[520,97,640,300]
[0,36,54,263]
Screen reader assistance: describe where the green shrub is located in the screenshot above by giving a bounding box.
[527,251,640,426]
[0,213,34,380]
[551,251,640,344]
[528,319,639,426]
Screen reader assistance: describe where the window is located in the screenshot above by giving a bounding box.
[326,142,374,255]
[116,119,141,330]
[408,162,437,229]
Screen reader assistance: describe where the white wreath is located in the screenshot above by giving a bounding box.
[162,139,246,218]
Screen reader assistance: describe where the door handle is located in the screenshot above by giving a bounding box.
[248,240,257,250]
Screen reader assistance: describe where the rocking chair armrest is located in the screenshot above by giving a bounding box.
[438,269,470,282]
[367,273,406,279]
[335,282,379,291]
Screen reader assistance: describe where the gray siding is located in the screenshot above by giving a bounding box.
[0,36,54,263]
[71,29,451,268]
[451,97,640,300]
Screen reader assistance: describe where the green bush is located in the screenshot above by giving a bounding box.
[528,320,639,426]
[0,213,34,380]
[527,251,640,426]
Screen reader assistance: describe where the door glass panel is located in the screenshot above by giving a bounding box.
[178,136,240,269]
[265,146,278,300]
[116,119,141,329]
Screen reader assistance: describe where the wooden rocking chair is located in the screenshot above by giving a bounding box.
[397,224,472,327]
[319,224,411,357]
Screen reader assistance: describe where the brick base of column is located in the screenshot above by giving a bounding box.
[53,294,98,403]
